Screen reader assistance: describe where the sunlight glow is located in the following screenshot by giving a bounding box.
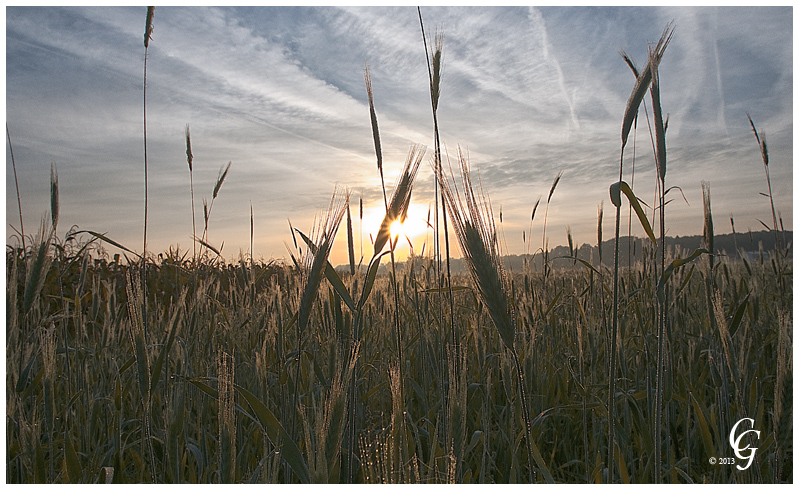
[390,219,404,238]
[359,202,432,260]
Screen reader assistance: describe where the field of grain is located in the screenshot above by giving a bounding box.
[6,9,792,484]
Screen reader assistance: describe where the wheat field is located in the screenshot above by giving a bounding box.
[5,9,792,484]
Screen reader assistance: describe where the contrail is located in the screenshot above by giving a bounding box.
[528,7,581,133]
[713,38,728,136]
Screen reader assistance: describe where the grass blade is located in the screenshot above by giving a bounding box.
[75,230,139,258]
[295,228,356,312]
[234,385,310,484]
[610,181,657,245]
[64,423,82,483]
[358,251,389,310]
[657,248,710,301]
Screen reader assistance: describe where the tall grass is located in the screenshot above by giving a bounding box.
[141,6,154,341]
[7,124,25,251]
[610,22,672,483]
[437,150,554,483]
[185,124,197,264]
[418,10,461,466]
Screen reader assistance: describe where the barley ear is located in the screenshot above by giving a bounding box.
[620,22,674,149]
[50,163,59,232]
[297,189,348,337]
[364,66,383,179]
[373,145,425,256]
[701,181,714,268]
[185,124,193,171]
[547,170,563,204]
[649,46,667,182]
[431,31,443,113]
[748,113,770,167]
[144,7,154,48]
[23,221,53,316]
[214,161,231,199]
[436,152,515,352]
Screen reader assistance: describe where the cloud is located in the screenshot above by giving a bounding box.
[6,7,792,266]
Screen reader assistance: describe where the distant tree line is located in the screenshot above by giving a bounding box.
[360,230,792,274]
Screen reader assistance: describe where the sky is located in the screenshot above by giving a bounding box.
[6,6,794,266]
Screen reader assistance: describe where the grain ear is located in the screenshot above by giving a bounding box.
[373,145,425,256]
[620,22,674,149]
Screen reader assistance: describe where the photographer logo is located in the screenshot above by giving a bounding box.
[729,418,760,470]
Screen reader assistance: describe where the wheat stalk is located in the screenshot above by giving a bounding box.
[185,124,196,265]
[702,181,714,269]
[289,188,348,443]
[41,323,56,481]
[611,22,673,482]
[7,124,25,252]
[141,6,154,343]
[296,188,348,340]
[364,65,387,209]
[373,145,424,256]
[218,349,236,483]
[436,150,554,483]
[126,269,155,483]
[49,163,59,232]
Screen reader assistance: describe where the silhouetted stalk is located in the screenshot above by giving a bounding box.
[747,114,784,288]
[49,164,72,395]
[364,65,404,379]
[609,152,622,483]
[611,23,672,482]
[288,190,347,449]
[199,161,231,261]
[437,153,554,483]
[185,124,196,266]
[649,32,670,482]
[7,124,25,252]
[541,171,563,285]
[419,8,458,456]
[142,6,154,342]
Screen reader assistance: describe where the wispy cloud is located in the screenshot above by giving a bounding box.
[6,6,791,265]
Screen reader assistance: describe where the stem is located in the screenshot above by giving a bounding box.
[609,150,623,484]
[190,167,196,265]
[609,203,620,483]
[142,39,150,343]
[654,175,666,483]
[512,349,535,484]
[511,348,554,483]
[418,6,452,447]
[6,124,25,252]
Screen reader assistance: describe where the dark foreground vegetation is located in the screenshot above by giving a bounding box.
[6,233,792,483]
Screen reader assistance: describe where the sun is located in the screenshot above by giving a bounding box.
[359,202,432,258]
[390,219,405,238]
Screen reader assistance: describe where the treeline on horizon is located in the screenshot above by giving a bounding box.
[356,229,792,274]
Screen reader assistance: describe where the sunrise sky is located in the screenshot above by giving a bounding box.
[6,6,793,266]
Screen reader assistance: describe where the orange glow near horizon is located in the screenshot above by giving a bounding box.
[341,202,433,264]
